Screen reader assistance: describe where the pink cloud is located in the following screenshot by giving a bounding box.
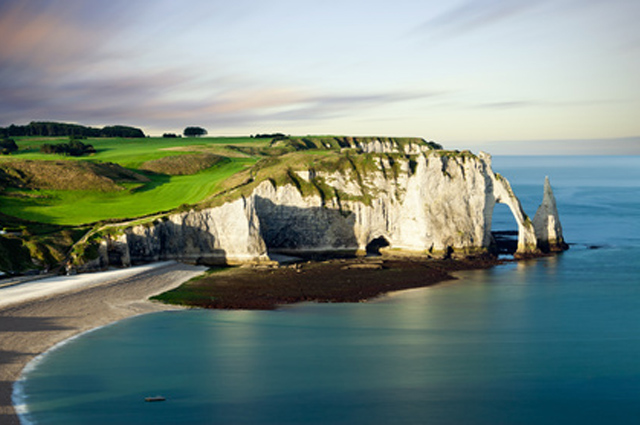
[0,2,107,72]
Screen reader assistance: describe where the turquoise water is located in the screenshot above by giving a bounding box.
[18,156,640,424]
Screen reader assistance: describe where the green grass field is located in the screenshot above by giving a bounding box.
[0,159,251,225]
[6,136,262,167]
[0,137,264,225]
[0,135,433,227]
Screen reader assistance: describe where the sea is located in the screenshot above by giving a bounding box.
[14,156,640,425]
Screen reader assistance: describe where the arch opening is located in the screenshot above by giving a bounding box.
[491,203,519,256]
[365,236,390,256]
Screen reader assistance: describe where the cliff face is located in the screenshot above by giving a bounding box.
[84,147,565,268]
[104,197,267,266]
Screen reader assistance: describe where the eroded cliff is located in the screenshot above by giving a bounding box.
[74,142,566,270]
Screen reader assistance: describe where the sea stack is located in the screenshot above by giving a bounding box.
[533,177,568,252]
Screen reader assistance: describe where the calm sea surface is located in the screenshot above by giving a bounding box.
[17,156,640,424]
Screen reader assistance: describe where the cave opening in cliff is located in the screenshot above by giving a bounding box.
[366,236,390,256]
[491,203,518,256]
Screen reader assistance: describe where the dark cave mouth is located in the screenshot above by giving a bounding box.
[366,236,390,256]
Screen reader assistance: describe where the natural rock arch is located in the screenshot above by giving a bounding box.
[491,174,539,257]
[490,203,519,255]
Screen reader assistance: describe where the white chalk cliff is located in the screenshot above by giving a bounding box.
[533,176,568,252]
[84,145,566,269]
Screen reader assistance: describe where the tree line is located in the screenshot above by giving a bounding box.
[0,122,145,138]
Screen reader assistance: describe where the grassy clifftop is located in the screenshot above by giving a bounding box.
[0,134,441,273]
[0,135,441,225]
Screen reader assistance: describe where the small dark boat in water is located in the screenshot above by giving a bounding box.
[144,396,166,402]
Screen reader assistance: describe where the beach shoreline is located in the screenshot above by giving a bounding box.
[0,261,208,425]
[0,255,499,424]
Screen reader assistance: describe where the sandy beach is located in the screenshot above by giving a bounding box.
[0,261,207,425]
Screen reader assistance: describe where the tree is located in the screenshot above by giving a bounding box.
[183,126,208,137]
[0,138,18,155]
[100,125,145,138]
[39,138,96,156]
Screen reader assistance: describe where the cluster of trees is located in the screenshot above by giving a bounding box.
[40,138,96,156]
[100,125,146,138]
[0,138,18,155]
[252,133,288,139]
[183,126,207,137]
[0,122,219,139]
[0,122,145,138]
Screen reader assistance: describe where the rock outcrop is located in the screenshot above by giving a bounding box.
[77,145,566,269]
[533,177,568,252]
[95,197,268,268]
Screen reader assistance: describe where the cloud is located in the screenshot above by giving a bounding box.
[123,89,443,131]
[263,91,444,123]
[0,65,188,125]
[0,0,152,125]
[470,98,627,110]
[415,0,549,38]
[0,1,137,71]
[473,101,540,110]
[0,0,445,136]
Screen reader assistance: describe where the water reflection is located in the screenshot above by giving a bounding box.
[22,249,640,425]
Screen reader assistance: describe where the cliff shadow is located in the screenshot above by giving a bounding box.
[0,350,32,367]
[109,220,228,266]
[0,315,73,334]
[254,196,359,258]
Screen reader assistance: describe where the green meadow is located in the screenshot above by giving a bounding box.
[0,137,264,225]
[0,133,437,273]
[8,136,261,167]
[1,135,439,227]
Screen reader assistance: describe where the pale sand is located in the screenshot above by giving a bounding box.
[0,261,207,425]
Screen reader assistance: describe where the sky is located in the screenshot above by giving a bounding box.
[1,0,639,154]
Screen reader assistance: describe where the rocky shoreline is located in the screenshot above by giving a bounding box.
[153,255,503,310]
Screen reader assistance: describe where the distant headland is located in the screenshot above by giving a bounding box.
[0,123,567,279]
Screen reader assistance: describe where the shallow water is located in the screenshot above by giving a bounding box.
[17,156,640,424]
